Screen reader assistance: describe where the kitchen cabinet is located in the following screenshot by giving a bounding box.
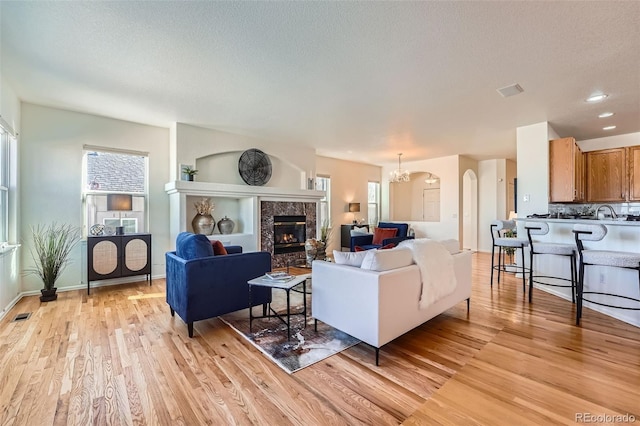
[549,137,585,202]
[586,148,626,202]
[87,233,152,294]
[629,146,640,202]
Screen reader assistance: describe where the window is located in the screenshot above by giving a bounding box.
[368,181,380,226]
[82,148,148,236]
[0,128,10,243]
[315,175,331,226]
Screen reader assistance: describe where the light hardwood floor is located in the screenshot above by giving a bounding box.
[1,252,638,425]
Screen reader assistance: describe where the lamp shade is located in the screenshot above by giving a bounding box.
[107,194,133,211]
[348,203,360,213]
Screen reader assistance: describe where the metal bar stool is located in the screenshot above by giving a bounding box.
[525,221,576,304]
[490,220,530,293]
[573,223,640,325]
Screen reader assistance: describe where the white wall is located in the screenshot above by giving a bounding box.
[516,122,553,223]
[172,123,315,189]
[316,156,381,253]
[20,104,170,292]
[478,159,499,252]
[0,76,21,319]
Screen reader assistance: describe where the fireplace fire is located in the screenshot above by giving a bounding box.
[273,215,306,254]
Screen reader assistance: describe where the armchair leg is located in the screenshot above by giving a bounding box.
[262,303,267,316]
[170,307,175,316]
[466,298,470,312]
[314,319,318,332]
[375,347,380,366]
[188,322,194,338]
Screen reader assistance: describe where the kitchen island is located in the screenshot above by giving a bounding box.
[516,217,640,328]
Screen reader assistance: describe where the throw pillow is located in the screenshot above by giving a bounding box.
[350,226,371,237]
[176,232,214,260]
[372,227,397,245]
[360,247,414,271]
[333,250,369,267]
[378,243,396,250]
[210,240,228,256]
[354,245,366,252]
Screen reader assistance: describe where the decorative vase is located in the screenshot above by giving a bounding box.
[188,175,194,182]
[217,216,235,234]
[305,239,327,267]
[40,288,57,302]
[192,213,215,235]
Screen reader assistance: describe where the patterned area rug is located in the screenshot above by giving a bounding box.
[220,293,360,374]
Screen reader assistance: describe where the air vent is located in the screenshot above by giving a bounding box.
[497,84,524,98]
[12,312,31,322]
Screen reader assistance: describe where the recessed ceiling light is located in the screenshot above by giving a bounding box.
[598,112,614,118]
[586,94,608,103]
[603,125,616,131]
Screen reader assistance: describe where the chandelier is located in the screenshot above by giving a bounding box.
[389,153,411,183]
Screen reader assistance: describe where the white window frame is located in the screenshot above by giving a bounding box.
[82,146,149,237]
[368,181,380,226]
[0,123,15,245]
[316,175,331,227]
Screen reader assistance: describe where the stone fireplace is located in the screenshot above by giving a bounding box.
[261,201,316,268]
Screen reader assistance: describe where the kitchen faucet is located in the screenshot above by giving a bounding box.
[594,204,618,220]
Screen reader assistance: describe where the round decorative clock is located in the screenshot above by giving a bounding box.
[238,148,272,186]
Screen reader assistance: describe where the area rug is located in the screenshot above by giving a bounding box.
[220,302,360,374]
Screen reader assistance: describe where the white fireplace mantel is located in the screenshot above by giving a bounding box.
[165,181,325,251]
[165,180,325,201]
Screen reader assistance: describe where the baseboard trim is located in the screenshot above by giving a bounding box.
[0,294,25,322]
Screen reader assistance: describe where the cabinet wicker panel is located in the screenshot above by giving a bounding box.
[87,234,151,294]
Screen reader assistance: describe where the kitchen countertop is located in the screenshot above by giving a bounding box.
[517,217,640,226]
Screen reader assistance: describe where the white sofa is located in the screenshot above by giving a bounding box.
[311,244,472,365]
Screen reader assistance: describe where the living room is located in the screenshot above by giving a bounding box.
[1,2,639,424]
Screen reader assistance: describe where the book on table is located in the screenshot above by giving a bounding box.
[264,272,294,282]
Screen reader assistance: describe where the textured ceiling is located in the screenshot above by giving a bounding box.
[1,1,639,166]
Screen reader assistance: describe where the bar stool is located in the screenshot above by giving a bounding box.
[525,221,576,304]
[490,220,529,293]
[573,223,640,325]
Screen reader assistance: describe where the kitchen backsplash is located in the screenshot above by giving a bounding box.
[548,202,640,217]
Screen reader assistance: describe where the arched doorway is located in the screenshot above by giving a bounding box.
[462,169,478,251]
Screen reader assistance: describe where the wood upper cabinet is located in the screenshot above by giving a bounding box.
[549,137,585,202]
[629,146,640,201]
[586,148,626,202]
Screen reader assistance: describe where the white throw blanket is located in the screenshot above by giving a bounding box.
[399,239,457,309]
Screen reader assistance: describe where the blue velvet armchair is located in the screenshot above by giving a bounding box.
[166,232,272,337]
[350,222,414,251]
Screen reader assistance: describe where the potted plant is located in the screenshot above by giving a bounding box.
[26,223,81,302]
[182,165,198,181]
[503,229,517,272]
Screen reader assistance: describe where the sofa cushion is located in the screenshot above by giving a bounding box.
[360,247,414,271]
[372,227,397,245]
[176,232,214,260]
[210,240,228,256]
[333,250,369,267]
